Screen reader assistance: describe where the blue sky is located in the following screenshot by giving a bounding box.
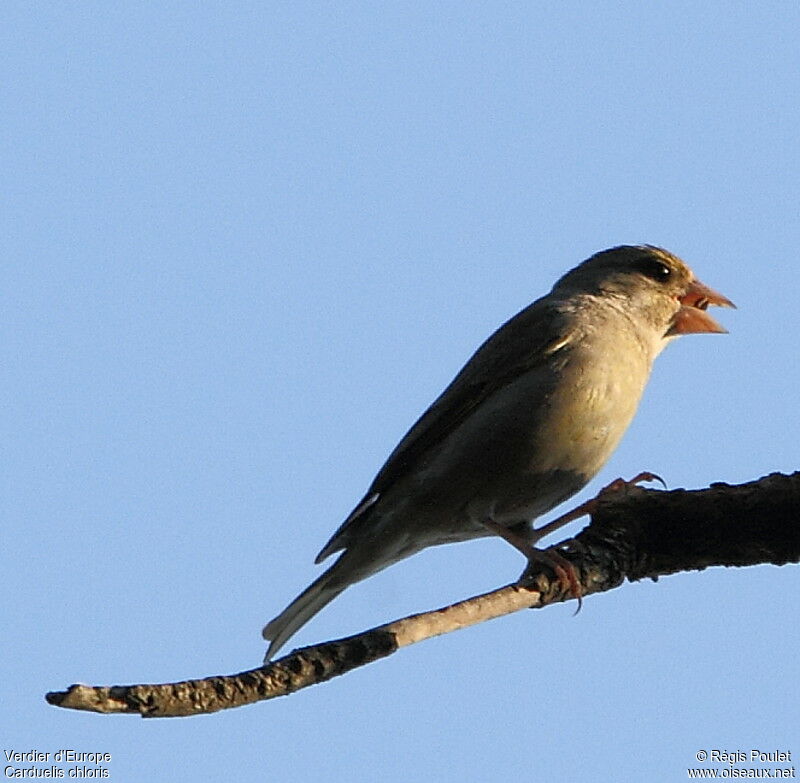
[3,3,798,781]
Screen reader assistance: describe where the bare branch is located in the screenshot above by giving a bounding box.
[46,471,800,718]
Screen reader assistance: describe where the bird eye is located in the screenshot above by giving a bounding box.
[636,259,672,283]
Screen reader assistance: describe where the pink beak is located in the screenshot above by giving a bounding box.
[667,279,736,336]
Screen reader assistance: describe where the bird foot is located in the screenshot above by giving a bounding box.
[520,545,583,611]
[482,519,583,608]
[530,471,667,543]
[482,472,666,609]
[599,471,667,495]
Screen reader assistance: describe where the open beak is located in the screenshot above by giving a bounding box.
[666,278,736,336]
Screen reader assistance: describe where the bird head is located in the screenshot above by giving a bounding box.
[553,244,735,339]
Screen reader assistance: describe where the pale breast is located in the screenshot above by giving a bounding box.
[531,319,653,479]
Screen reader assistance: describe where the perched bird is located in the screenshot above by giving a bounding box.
[263,245,733,658]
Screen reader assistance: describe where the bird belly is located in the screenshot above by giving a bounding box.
[358,338,652,551]
[423,347,649,531]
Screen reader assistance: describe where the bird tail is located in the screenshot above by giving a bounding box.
[262,567,347,660]
[262,543,400,661]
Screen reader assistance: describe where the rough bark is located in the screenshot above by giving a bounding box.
[46,472,800,718]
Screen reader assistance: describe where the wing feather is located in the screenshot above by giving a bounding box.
[315,296,574,562]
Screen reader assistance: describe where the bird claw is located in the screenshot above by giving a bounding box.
[519,546,583,611]
[601,471,667,493]
[482,518,583,607]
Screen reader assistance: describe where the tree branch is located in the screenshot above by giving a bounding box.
[46,471,800,718]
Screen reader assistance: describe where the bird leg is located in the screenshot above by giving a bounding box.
[481,519,583,607]
[531,471,665,542]
[482,473,665,609]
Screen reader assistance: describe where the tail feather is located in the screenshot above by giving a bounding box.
[264,527,414,660]
[262,568,348,660]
